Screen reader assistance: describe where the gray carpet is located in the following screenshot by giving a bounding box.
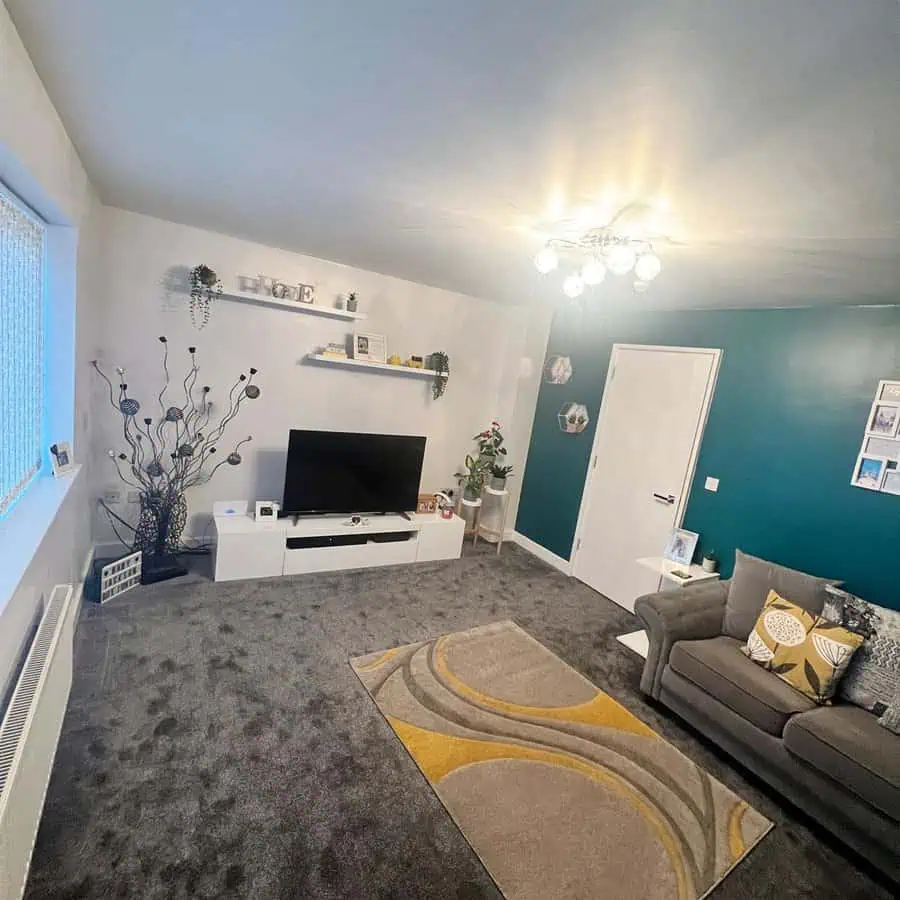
[25,544,894,899]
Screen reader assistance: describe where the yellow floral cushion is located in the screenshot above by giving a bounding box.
[742,590,864,703]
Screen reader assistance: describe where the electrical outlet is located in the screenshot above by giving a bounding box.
[704,476,719,493]
[103,488,122,505]
[127,491,141,504]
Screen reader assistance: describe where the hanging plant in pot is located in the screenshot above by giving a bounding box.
[429,351,450,400]
[189,264,222,329]
[92,337,260,583]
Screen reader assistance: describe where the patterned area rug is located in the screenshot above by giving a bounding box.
[352,620,771,900]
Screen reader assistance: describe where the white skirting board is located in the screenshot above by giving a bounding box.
[508,532,572,575]
[616,629,649,659]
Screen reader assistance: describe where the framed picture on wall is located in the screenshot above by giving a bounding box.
[663,528,699,566]
[881,469,900,496]
[865,402,900,438]
[851,454,886,491]
[353,332,387,363]
[878,381,900,403]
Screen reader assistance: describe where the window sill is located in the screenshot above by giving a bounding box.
[0,465,83,617]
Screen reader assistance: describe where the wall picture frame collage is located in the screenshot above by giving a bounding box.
[851,380,900,494]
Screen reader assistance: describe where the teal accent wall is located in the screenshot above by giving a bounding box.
[516,306,900,610]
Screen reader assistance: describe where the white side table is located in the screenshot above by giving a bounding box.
[618,556,721,660]
[636,556,721,592]
[473,487,511,554]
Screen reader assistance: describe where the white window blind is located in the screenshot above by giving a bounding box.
[0,183,45,516]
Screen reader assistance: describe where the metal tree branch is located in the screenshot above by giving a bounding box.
[92,339,260,555]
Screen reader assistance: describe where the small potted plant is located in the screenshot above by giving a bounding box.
[346,291,359,313]
[455,454,487,501]
[701,549,719,573]
[489,464,514,491]
[188,264,222,330]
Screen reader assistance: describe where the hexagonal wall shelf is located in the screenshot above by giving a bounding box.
[544,355,573,385]
[558,402,589,434]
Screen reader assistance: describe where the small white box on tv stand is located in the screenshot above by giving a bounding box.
[211,506,465,582]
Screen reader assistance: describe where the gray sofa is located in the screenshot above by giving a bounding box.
[635,579,899,883]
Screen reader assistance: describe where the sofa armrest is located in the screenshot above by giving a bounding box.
[634,580,729,700]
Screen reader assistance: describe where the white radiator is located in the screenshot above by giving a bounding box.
[0,584,76,900]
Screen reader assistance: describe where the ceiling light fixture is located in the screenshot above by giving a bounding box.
[533,201,668,296]
[562,274,585,298]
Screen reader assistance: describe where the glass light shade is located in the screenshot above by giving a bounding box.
[605,244,637,275]
[562,274,585,298]
[634,253,662,282]
[534,247,559,274]
[581,259,606,285]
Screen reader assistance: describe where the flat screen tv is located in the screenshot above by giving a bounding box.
[282,430,426,515]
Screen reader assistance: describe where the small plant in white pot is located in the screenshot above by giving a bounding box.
[455,454,487,501]
[701,550,719,573]
[489,464,514,491]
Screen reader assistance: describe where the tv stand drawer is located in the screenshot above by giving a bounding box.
[283,537,417,575]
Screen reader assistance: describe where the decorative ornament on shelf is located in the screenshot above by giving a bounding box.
[92,337,260,582]
[429,351,450,400]
[346,291,359,313]
[543,355,573,385]
[188,264,222,329]
[533,200,670,298]
[558,402,589,434]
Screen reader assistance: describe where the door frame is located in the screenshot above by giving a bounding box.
[570,343,723,574]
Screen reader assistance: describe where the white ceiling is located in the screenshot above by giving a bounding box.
[8,0,900,309]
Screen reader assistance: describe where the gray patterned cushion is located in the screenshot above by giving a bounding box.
[824,587,900,732]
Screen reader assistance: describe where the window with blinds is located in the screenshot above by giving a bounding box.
[0,183,46,516]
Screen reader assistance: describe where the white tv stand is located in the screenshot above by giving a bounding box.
[211,502,465,582]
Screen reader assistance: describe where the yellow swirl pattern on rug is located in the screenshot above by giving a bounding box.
[389,715,691,900]
[351,621,772,899]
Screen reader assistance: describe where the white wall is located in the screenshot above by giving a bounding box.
[0,2,101,697]
[93,207,547,544]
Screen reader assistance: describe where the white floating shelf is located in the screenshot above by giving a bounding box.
[221,289,367,320]
[306,354,448,378]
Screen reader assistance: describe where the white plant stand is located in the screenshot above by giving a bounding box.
[473,486,511,554]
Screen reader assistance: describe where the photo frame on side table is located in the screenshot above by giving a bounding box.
[353,333,387,363]
[663,528,699,566]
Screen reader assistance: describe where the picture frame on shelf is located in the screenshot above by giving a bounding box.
[49,441,74,477]
[353,332,387,363]
[865,402,899,438]
[663,528,699,566]
[851,454,886,491]
[416,493,438,514]
[879,381,900,403]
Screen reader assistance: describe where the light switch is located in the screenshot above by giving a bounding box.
[704,476,719,492]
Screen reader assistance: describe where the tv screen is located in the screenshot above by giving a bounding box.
[282,430,426,515]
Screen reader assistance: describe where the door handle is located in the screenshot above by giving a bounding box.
[652,492,676,505]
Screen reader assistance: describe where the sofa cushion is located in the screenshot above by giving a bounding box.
[784,705,900,821]
[723,550,832,640]
[669,636,816,736]
[742,591,864,704]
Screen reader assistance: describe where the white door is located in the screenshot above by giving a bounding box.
[572,345,720,611]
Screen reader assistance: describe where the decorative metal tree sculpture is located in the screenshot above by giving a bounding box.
[92,337,260,565]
